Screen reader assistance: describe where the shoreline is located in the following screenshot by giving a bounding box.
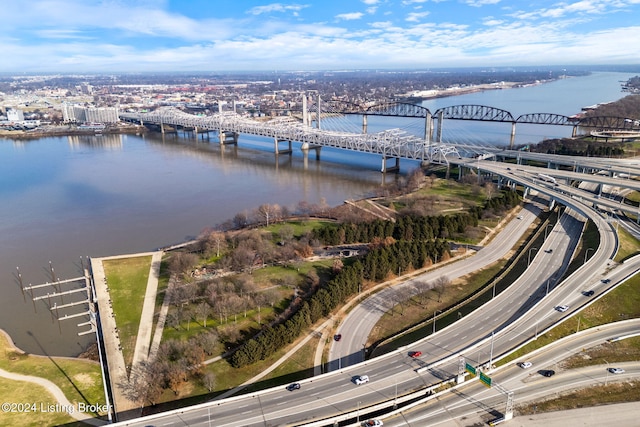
[396,79,552,102]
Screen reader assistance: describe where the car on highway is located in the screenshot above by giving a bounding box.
[582,290,595,297]
[517,215,523,219]
[409,351,422,358]
[362,420,383,426]
[556,305,569,312]
[602,278,611,284]
[540,370,555,377]
[286,382,301,391]
[520,361,533,369]
[354,375,369,385]
[608,367,625,374]
[334,334,342,341]
[544,248,553,253]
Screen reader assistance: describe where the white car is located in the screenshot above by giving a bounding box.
[556,305,569,312]
[608,367,625,374]
[520,361,533,369]
[354,375,369,385]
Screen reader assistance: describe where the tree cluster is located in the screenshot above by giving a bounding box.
[229,189,520,367]
[529,138,626,157]
[119,331,218,406]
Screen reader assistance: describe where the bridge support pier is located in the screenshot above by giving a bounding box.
[381,156,400,173]
[274,138,292,155]
[301,142,322,160]
[549,199,555,210]
[509,122,516,149]
[219,131,238,145]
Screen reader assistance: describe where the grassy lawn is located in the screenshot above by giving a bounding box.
[614,225,640,262]
[0,377,77,427]
[103,255,152,370]
[517,381,640,416]
[0,332,106,425]
[264,220,332,238]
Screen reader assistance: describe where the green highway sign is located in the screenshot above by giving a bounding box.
[479,371,492,387]
[465,363,476,376]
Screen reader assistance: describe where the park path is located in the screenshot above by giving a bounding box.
[131,251,163,367]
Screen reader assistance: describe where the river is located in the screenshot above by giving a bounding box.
[0,71,635,357]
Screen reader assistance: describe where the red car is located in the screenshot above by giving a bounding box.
[409,351,422,358]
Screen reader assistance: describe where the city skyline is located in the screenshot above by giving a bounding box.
[2,0,640,73]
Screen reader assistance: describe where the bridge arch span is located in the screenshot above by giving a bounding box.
[364,102,431,118]
[577,115,640,131]
[516,113,575,126]
[434,104,515,122]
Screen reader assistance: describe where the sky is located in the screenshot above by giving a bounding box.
[2,0,640,73]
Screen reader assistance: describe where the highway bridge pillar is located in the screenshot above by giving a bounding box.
[549,199,555,210]
[362,114,368,134]
[436,111,444,143]
[301,142,322,160]
[160,120,165,134]
[219,131,238,145]
[509,122,516,149]
[274,138,292,155]
[381,156,400,173]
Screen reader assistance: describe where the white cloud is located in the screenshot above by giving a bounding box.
[464,0,501,7]
[247,3,308,15]
[361,0,380,4]
[335,12,365,20]
[406,11,430,22]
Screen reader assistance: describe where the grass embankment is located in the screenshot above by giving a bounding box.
[0,331,104,427]
[103,255,152,370]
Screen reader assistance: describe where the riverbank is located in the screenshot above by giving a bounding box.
[396,79,550,102]
[0,123,146,140]
[0,328,107,426]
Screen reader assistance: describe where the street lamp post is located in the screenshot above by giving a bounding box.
[544,224,553,240]
[528,247,538,266]
[584,247,594,264]
[492,279,497,299]
[356,401,361,423]
[433,310,441,335]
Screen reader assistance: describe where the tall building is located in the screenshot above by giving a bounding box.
[7,108,25,122]
[61,103,119,123]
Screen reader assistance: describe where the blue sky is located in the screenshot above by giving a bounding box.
[2,0,640,73]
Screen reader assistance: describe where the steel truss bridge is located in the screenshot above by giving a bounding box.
[121,107,461,172]
[121,98,640,172]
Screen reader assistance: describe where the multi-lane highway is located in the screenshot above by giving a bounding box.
[383,319,640,426]
[107,156,637,427]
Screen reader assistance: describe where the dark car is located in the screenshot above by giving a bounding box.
[540,370,555,377]
[286,382,301,391]
[602,278,611,284]
[334,334,342,342]
[583,290,595,297]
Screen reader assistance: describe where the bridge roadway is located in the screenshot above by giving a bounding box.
[109,169,624,426]
[475,148,640,176]
[120,108,459,170]
[469,160,640,216]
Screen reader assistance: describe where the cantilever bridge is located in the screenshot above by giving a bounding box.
[121,98,640,172]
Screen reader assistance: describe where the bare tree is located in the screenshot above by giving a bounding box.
[256,203,281,226]
[195,331,219,356]
[483,182,496,200]
[202,371,216,392]
[196,301,210,328]
[413,280,432,306]
[434,276,450,303]
[278,224,295,244]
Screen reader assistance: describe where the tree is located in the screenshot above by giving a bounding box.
[202,371,216,392]
[196,302,210,327]
[434,276,450,302]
